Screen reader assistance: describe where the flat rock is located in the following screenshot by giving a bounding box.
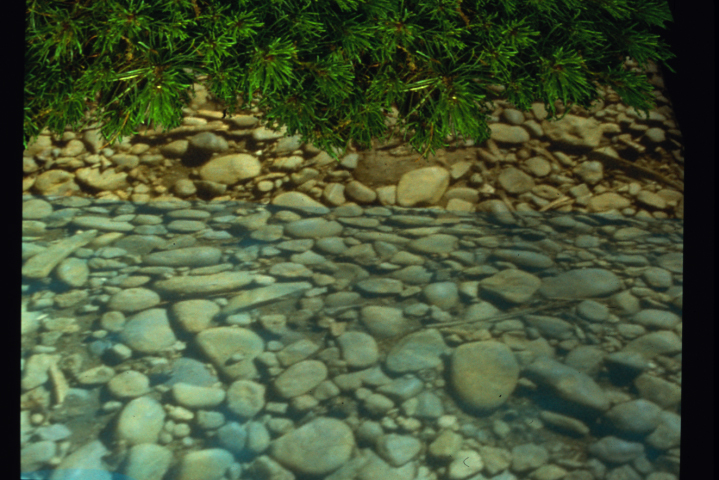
[451,341,520,411]
[523,357,611,412]
[539,268,622,299]
[154,271,255,295]
[270,417,355,475]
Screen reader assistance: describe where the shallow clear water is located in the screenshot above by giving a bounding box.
[22,195,682,480]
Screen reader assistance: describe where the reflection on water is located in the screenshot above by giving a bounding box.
[22,195,682,480]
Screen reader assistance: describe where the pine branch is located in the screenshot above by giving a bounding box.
[24,0,677,162]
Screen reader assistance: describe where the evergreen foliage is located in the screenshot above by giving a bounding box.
[24,0,676,161]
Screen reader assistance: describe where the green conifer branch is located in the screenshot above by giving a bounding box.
[24,0,676,161]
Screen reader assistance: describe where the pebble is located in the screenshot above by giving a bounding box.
[448,450,484,478]
[275,338,320,366]
[216,422,247,455]
[49,441,113,480]
[645,411,681,450]
[174,448,235,480]
[23,62,685,223]
[356,449,418,480]
[115,396,166,445]
[123,444,174,480]
[539,268,622,298]
[384,329,449,374]
[119,309,177,354]
[377,375,424,402]
[106,370,151,399]
[375,433,422,467]
[511,443,549,472]
[245,421,271,454]
[21,189,683,479]
[225,380,266,419]
[451,341,520,411]
[604,399,663,434]
[269,417,355,475]
[337,331,378,369]
[106,287,160,313]
[523,357,612,412]
[428,429,463,458]
[588,436,646,464]
[273,360,328,398]
[195,327,264,379]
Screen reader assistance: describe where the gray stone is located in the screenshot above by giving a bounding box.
[645,411,681,450]
[428,429,463,459]
[542,114,608,148]
[523,357,611,412]
[539,268,622,299]
[107,370,151,399]
[123,444,173,480]
[511,443,549,472]
[226,380,266,419]
[451,341,519,411]
[356,449,417,480]
[523,314,574,340]
[50,440,111,480]
[492,249,554,269]
[200,154,261,184]
[154,271,255,295]
[75,167,129,191]
[217,422,248,455]
[21,441,56,471]
[246,421,271,454]
[479,268,542,304]
[641,267,673,289]
[574,161,604,185]
[276,339,321,367]
[577,300,610,322]
[171,299,221,333]
[55,257,90,287]
[604,399,662,434]
[656,252,683,273]
[632,309,681,330]
[107,288,161,313]
[490,124,531,144]
[589,436,645,464]
[189,131,229,152]
[377,375,424,402]
[414,391,445,419]
[588,193,632,213]
[120,309,177,354]
[363,393,395,415]
[33,170,79,196]
[273,360,328,398]
[360,306,409,338]
[422,281,460,309]
[143,246,222,267]
[174,448,235,480]
[116,396,166,445]
[385,329,449,374]
[222,282,313,315]
[23,198,53,219]
[375,434,422,467]
[396,167,450,207]
[196,327,264,380]
[633,374,681,410]
[172,383,226,409]
[337,331,379,368]
[498,167,535,194]
[22,229,97,279]
[270,417,355,475]
[622,331,682,359]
